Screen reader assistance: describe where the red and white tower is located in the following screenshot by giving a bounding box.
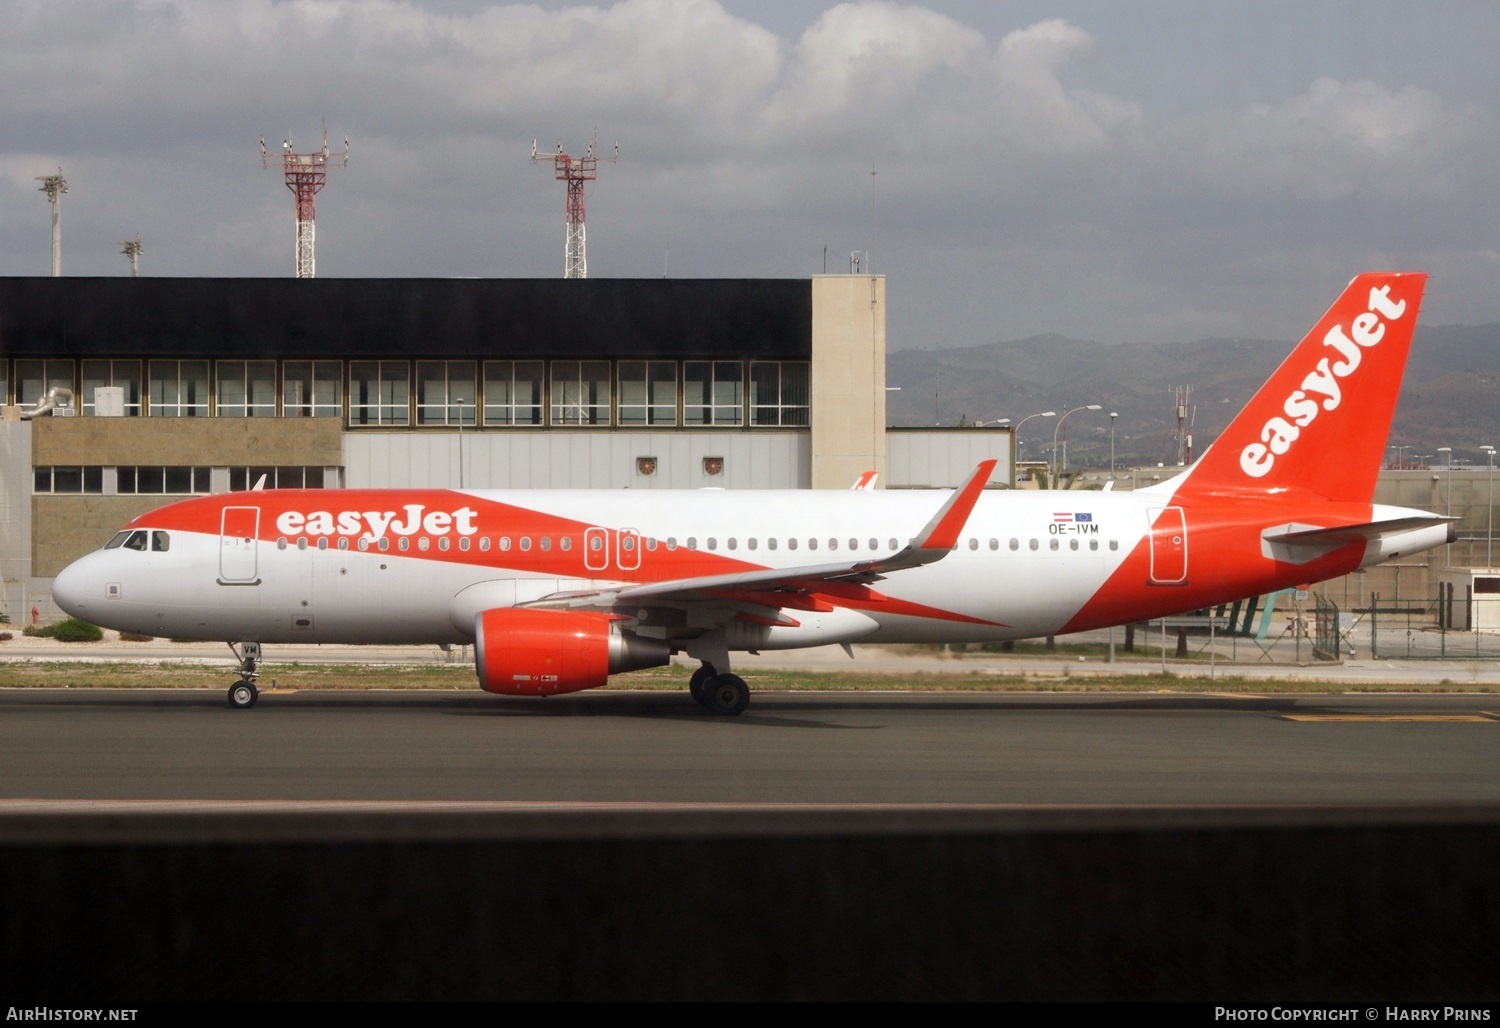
[261,127,348,278]
[532,133,616,279]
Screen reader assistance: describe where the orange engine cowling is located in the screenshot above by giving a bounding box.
[474,608,671,696]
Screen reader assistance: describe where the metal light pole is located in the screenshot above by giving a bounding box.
[454,396,470,489]
[1051,404,1101,489]
[1438,446,1453,567]
[1109,411,1118,477]
[1483,445,1495,567]
[1010,411,1055,476]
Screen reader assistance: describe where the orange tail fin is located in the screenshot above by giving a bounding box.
[1175,272,1426,504]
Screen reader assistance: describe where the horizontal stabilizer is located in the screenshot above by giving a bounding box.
[1263,516,1456,547]
[1261,514,1457,567]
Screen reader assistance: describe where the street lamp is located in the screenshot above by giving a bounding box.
[454,395,471,488]
[1009,411,1055,467]
[1437,446,1453,566]
[1482,445,1495,567]
[1109,411,1118,477]
[1051,404,1101,489]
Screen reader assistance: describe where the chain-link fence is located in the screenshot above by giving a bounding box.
[1352,588,1500,660]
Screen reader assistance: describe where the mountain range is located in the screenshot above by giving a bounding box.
[887,324,1500,470]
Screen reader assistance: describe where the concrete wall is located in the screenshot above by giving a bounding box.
[0,421,31,623]
[810,276,885,489]
[345,431,810,490]
[31,416,343,467]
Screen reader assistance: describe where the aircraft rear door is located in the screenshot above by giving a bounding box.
[1147,506,1188,585]
[220,506,261,584]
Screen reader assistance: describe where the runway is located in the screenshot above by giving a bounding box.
[5,686,1499,1001]
[3,688,1498,807]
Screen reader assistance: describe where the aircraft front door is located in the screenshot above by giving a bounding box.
[220,506,261,584]
[1148,506,1188,585]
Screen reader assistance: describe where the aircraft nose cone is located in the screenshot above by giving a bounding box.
[52,557,93,619]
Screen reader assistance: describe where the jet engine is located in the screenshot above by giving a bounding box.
[473,608,670,695]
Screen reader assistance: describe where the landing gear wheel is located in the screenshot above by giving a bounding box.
[689,664,716,707]
[228,679,259,709]
[704,673,749,716]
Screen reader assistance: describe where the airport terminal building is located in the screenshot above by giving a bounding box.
[0,274,1012,619]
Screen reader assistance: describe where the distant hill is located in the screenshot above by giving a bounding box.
[887,324,1500,469]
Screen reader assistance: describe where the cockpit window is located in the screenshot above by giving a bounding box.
[121,531,148,552]
[151,531,170,552]
[104,531,130,550]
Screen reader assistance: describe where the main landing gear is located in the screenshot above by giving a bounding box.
[689,663,750,716]
[227,641,262,709]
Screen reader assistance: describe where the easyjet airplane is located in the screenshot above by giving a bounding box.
[53,272,1451,714]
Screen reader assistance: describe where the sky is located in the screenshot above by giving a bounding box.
[2,0,1498,350]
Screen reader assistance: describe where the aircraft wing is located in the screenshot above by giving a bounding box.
[529,459,996,612]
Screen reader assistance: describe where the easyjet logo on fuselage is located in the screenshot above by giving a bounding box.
[1239,285,1408,479]
[275,504,479,541]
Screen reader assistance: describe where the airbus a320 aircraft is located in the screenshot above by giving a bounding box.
[54,272,1451,714]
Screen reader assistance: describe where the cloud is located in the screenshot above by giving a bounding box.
[1,2,1496,345]
[1170,77,1486,200]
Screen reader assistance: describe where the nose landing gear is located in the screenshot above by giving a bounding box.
[227,641,262,709]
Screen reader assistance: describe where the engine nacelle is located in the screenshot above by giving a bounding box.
[474,608,670,696]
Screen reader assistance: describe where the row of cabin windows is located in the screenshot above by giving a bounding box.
[271,535,1124,554]
[111,529,1119,559]
[3,358,810,428]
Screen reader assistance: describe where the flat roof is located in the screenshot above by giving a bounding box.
[0,278,813,361]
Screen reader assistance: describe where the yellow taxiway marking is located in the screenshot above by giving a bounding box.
[1281,713,1497,722]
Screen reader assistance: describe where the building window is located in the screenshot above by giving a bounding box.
[551,361,611,426]
[228,467,328,490]
[80,360,142,417]
[349,361,410,426]
[416,361,477,426]
[0,360,7,406]
[16,359,75,413]
[283,361,343,418]
[750,361,809,426]
[148,360,210,417]
[117,466,211,494]
[617,361,677,426]
[684,361,743,426]
[33,466,103,494]
[483,361,544,426]
[217,361,277,417]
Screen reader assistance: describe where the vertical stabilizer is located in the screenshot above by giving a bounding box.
[1174,272,1426,504]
